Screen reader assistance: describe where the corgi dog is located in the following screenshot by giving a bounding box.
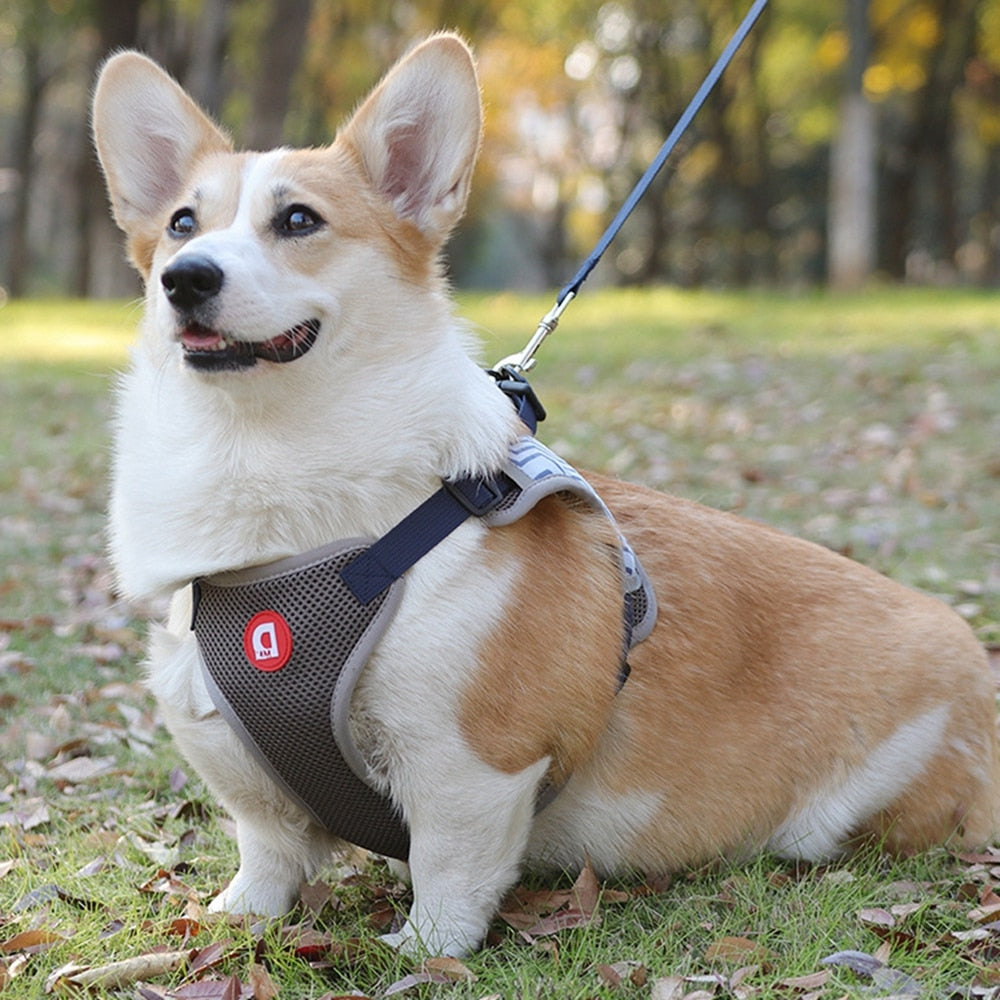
[92,35,997,958]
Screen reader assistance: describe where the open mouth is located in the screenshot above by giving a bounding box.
[180,319,321,371]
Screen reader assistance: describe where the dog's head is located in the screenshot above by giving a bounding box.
[92,35,482,375]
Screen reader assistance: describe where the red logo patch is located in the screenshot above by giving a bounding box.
[243,610,293,672]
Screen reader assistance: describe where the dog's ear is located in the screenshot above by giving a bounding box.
[340,33,482,244]
[92,51,231,272]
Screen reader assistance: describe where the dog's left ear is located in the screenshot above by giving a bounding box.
[92,51,232,274]
[340,33,482,244]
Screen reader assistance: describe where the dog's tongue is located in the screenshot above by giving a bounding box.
[181,326,225,351]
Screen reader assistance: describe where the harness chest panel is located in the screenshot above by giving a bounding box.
[192,438,657,861]
[193,541,409,859]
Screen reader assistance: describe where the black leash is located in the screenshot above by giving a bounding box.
[496,0,770,376]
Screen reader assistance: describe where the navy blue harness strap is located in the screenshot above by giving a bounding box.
[339,369,543,606]
[339,470,518,605]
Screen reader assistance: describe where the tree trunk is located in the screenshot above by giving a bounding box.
[828,0,876,290]
[246,0,314,149]
[184,0,233,116]
[7,39,45,297]
[81,0,145,298]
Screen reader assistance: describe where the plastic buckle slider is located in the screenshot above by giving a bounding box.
[443,474,511,518]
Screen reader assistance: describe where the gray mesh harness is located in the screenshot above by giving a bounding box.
[191,437,657,860]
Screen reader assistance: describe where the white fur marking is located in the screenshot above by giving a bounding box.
[767,704,950,859]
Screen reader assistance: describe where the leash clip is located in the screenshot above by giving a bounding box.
[493,292,575,376]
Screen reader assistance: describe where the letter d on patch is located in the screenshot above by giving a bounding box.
[243,610,293,671]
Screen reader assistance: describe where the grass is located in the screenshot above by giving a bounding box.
[1,289,999,998]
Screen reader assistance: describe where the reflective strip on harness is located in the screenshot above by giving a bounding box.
[191,438,657,861]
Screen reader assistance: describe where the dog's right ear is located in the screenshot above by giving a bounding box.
[339,34,482,247]
[92,51,231,274]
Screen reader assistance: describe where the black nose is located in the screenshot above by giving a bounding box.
[161,255,224,310]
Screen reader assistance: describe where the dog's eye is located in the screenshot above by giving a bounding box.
[168,209,197,237]
[276,205,324,236]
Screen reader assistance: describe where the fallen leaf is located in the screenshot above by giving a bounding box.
[857,907,895,927]
[597,963,624,988]
[44,950,190,992]
[249,963,279,1000]
[820,949,883,975]
[704,936,773,964]
[571,858,601,915]
[0,797,49,830]
[383,971,464,995]
[168,978,251,999]
[498,860,606,939]
[299,879,334,917]
[0,928,65,953]
[650,975,686,1000]
[597,961,647,988]
[779,969,832,990]
[188,941,233,975]
[45,755,116,784]
[968,902,1000,924]
[422,956,476,982]
[871,964,921,995]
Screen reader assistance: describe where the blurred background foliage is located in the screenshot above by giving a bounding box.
[1,0,999,298]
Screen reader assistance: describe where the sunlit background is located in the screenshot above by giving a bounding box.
[1,0,998,301]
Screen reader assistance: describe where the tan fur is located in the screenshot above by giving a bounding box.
[462,495,625,784]
[505,475,998,872]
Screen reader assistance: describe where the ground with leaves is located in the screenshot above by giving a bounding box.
[1,290,999,998]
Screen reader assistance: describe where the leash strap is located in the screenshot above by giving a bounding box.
[558,0,769,306]
[498,0,769,374]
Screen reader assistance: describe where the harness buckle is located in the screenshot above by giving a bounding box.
[488,365,547,433]
[443,473,513,517]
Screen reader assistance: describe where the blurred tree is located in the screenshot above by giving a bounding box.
[0,0,998,295]
[828,0,876,289]
[4,2,64,296]
[875,0,981,279]
[246,0,312,149]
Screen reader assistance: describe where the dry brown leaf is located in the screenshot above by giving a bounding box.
[299,879,334,917]
[0,928,65,953]
[597,961,647,988]
[571,858,601,916]
[421,956,476,982]
[857,907,895,927]
[44,951,190,992]
[249,963,279,1000]
[650,974,686,1000]
[597,964,624,988]
[779,969,832,990]
[704,936,773,964]
[968,902,1000,923]
[522,906,598,938]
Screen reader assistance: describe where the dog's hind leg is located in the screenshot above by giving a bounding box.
[382,757,549,957]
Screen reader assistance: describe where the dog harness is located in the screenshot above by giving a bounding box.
[191,433,657,861]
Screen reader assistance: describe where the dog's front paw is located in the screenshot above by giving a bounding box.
[379,916,481,959]
[208,874,298,918]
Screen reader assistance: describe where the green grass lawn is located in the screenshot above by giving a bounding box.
[1,289,999,998]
